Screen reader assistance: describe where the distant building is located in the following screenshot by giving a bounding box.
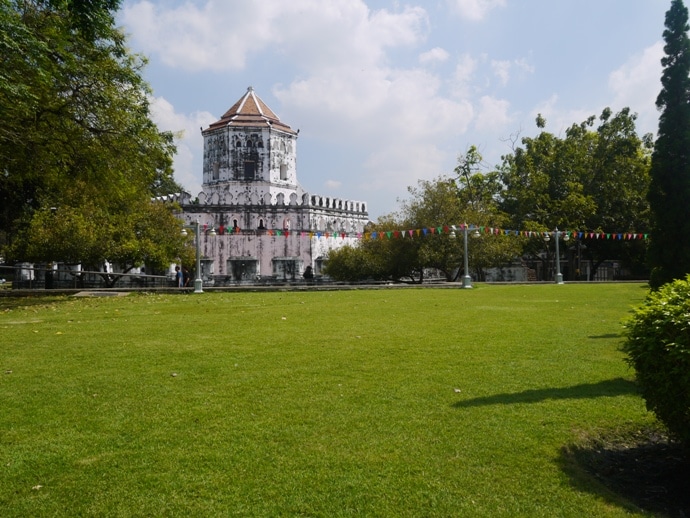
[173,87,369,284]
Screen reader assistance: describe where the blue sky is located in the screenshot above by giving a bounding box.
[119,0,670,219]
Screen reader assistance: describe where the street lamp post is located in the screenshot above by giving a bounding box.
[182,219,215,293]
[544,228,570,284]
[462,225,472,288]
[460,224,481,289]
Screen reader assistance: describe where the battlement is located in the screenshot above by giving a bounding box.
[188,190,367,215]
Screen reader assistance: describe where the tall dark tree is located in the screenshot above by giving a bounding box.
[647,0,690,288]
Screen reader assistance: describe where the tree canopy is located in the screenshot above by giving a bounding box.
[1,0,188,273]
[498,109,652,279]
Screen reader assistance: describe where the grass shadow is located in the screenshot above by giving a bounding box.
[588,333,622,339]
[453,378,638,408]
[558,427,690,516]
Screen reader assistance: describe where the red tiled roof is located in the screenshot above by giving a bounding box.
[204,87,297,135]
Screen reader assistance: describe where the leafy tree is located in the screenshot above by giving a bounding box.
[0,0,189,277]
[498,110,651,279]
[647,0,690,288]
[324,216,424,283]
[399,178,464,281]
[322,244,375,282]
[454,147,524,279]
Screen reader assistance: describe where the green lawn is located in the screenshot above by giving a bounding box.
[0,284,655,516]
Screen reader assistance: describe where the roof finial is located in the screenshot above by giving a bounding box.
[247,86,254,92]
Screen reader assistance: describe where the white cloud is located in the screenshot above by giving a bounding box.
[273,63,473,213]
[474,96,511,132]
[514,58,535,75]
[121,1,264,71]
[361,141,447,197]
[446,0,506,21]
[609,42,663,136]
[450,53,478,98]
[491,60,511,86]
[419,47,450,64]
[149,96,216,196]
[121,0,428,72]
[490,58,534,87]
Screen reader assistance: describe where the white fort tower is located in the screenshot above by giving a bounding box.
[175,87,369,283]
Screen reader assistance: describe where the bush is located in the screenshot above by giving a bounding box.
[623,275,690,448]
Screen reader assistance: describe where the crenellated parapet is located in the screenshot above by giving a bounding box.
[152,192,193,204]
[190,190,368,215]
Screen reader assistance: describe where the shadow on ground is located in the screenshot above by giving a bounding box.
[452,378,638,408]
[559,427,690,516]
[453,379,690,514]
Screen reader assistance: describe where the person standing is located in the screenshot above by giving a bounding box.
[175,265,183,287]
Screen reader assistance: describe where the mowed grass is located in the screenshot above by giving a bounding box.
[0,284,654,517]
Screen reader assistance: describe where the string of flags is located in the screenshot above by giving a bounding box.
[203,223,650,241]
